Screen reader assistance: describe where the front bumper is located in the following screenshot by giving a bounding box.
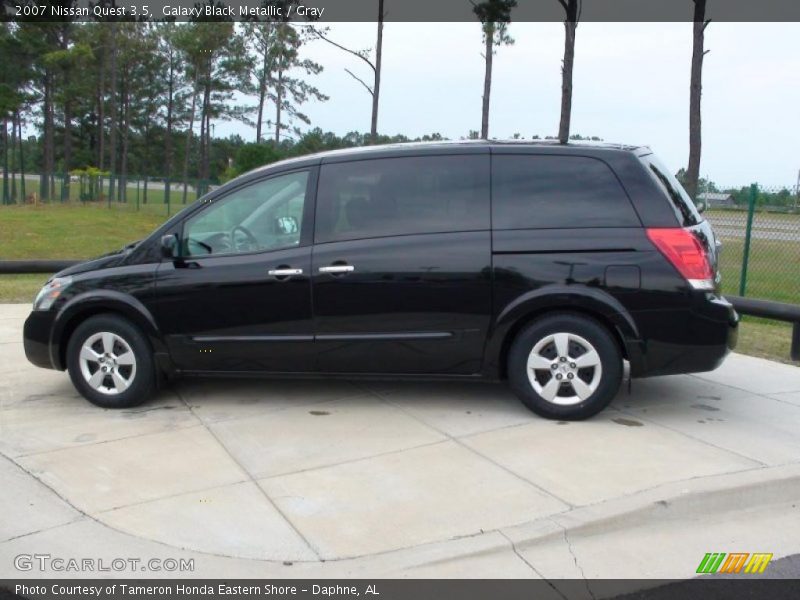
[23,310,59,370]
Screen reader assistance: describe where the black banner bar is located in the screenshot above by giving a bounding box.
[4,0,800,23]
[3,579,800,600]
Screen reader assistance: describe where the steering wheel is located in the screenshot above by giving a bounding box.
[231,225,259,253]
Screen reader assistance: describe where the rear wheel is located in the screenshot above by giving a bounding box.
[508,313,622,420]
[66,314,155,409]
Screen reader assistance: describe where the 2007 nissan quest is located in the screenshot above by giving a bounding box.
[23,141,738,419]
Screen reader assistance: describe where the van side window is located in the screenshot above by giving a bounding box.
[315,155,490,243]
[492,155,640,229]
[641,154,701,227]
[182,171,309,256]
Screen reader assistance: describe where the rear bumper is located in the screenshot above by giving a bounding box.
[629,294,738,378]
[23,310,59,370]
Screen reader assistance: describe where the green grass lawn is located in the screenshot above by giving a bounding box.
[736,318,797,366]
[0,204,170,303]
[0,203,168,259]
[1,203,798,365]
[0,274,49,304]
[716,238,800,305]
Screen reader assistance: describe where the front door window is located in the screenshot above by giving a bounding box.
[182,171,309,257]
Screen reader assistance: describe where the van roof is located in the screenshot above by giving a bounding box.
[246,139,648,178]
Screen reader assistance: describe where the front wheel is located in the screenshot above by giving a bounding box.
[508,313,622,420]
[66,314,155,409]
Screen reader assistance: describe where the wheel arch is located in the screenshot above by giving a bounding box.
[52,291,166,371]
[485,286,642,380]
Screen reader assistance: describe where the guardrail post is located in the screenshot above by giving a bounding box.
[793,324,800,362]
[738,183,757,296]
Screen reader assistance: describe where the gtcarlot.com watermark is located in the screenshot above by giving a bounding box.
[14,553,194,573]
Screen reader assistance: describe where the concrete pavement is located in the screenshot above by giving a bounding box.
[1,303,800,588]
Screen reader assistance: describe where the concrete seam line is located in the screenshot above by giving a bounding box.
[94,478,253,515]
[255,438,449,481]
[348,380,576,510]
[178,386,367,427]
[10,421,205,460]
[615,405,769,468]
[0,516,87,545]
[171,384,325,561]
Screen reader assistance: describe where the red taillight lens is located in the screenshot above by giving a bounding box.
[646,228,714,289]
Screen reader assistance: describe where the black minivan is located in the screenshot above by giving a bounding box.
[23,141,738,419]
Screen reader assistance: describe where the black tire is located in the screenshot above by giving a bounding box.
[508,313,622,420]
[66,314,155,409]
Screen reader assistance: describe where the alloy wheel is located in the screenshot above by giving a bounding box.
[78,331,137,395]
[526,332,602,405]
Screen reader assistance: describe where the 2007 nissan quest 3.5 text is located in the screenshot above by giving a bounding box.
[23,141,738,420]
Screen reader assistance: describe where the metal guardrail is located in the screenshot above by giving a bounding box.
[0,260,81,274]
[0,261,798,361]
[728,295,800,361]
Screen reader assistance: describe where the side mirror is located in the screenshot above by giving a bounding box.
[696,200,706,214]
[161,234,178,258]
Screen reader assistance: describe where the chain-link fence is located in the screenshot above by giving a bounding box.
[702,184,800,305]
[0,172,218,217]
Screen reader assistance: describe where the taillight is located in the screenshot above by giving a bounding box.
[646,228,714,290]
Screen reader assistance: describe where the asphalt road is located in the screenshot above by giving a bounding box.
[706,214,800,242]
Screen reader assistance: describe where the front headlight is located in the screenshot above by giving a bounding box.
[33,276,72,311]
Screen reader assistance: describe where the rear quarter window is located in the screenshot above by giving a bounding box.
[640,154,702,227]
[492,155,640,230]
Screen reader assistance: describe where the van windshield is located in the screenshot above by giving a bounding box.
[641,154,702,227]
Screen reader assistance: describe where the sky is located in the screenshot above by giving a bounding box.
[223,22,800,187]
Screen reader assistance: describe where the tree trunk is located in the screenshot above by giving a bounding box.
[48,86,55,199]
[2,119,8,205]
[182,68,199,204]
[205,87,211,181]
[40,73,54,201]
[199,96,205,189]
[10,114,17,202]
[275,65,283,143]
[119,79,130,202]
[686,0,707,200]
[480,26,493,140]
[200,75,211,185]
[371,0,384,141]
[17,111,26,201]
[558,3,578,144]
[256,33,269,143]
[165,52,174,203]
[108,22,119,202]
[97,45,106,172]
[256,75,266,143]
[61,28,71,202]
[63,99,72,201]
